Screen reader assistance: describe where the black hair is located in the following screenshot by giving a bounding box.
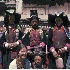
[34,53,42,58]
[33,53,42,62]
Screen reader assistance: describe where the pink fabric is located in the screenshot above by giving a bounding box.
[3,42,7,47]
[40,42,45,48]
[30,29,41,46]
[50,47,55,52]
[11,51,17,59]
[27,46,31,50]
[65,43,70,49]
[17,40,22,44]
[55,58,64,69]
[46,58,49,65]
[3,42,7,45]
[0,64,2,69]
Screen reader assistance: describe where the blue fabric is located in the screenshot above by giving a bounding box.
[67,33,70,39]
[66,53,70,69]
[64,27,70,39]
[23,58,31,69]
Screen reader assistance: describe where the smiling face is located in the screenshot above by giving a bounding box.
[34,56,42,64]
[19,47,27,59]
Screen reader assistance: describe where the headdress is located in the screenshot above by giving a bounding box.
[4,9,21,28]
[48,12,69,27]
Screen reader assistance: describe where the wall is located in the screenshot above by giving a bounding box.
[20,2,70,20]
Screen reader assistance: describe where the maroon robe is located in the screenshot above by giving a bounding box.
[30,29,41,47]
[53,29,67,49]
[5,29,18,59]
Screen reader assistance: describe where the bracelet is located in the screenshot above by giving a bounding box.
[16,41,19,45]
[50,47,55,52]
[64,47,67,50]
[5,42,8,47]
[51,49,55,52]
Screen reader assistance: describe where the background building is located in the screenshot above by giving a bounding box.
[0,0,70,20]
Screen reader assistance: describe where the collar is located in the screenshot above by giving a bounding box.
[53,25,64,32]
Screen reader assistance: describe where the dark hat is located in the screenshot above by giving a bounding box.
[4,9,15,28]
[4,9,21,28]
[48,14,55,27]
[6,9,15,14]
[48,12,69,27]
[14,13,21,24]
[55,12,64,19]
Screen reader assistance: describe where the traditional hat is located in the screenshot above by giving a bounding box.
[4,9,21,28]
[48,12,69,27]
[4,9,15,28]
[14,13,21,25]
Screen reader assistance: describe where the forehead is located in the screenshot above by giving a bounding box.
[20,48,27,51]
[34,56,41,59]
[55,17,62,20]
[31,19,38,23]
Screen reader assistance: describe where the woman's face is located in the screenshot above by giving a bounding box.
[55,17,62,27]
[19,48,27,59]
[34,56,42,63]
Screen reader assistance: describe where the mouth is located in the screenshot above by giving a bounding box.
[21,55,26,58]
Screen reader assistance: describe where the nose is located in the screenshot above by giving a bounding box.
[33,22,36,25]
[36,60,39,63]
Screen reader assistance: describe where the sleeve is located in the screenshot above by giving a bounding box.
[19,30,24,40]
[9,59,17,69]
[64,27,70,50]
[0,32,6,44]
[64,27,69,43]
[21,32,30,46]
[0,32,7,49]
[16,30,24,45]
[41,30,47,45]
[47,28,53,51]
[24,59,31,69]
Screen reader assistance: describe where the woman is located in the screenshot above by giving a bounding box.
[48,12,69,69]
[0,11,23,69]
[9,44,31,69]
[31,54,47,69]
